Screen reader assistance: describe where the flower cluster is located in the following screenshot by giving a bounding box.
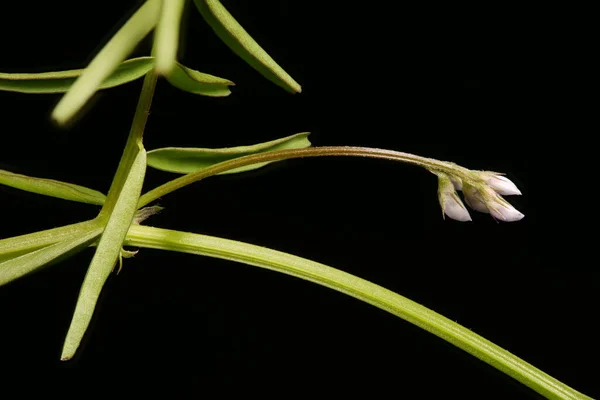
[436,171,524,222]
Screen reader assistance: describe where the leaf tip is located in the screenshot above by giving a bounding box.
[60,344,76,361]
[51,102,86,128]
[51,104,70,126]
[291,83,302,94]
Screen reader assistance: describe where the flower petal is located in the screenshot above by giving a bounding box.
[437,173,471,222]
[464,192,489,213]
[488,201,525,222]
[442,194,472,221]
[487,175,522,196]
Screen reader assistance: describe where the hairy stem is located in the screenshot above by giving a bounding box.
[139,146,470,207]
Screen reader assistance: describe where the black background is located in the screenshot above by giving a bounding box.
[0,1,595,398]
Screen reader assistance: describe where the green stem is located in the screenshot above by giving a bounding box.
[100,71,157,218]
[124,225,592,400]
[138,146,470,208]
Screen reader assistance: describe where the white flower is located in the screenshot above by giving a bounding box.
[483,173,522,196]
[463,189,489,213]
[431,168,524,223]
[437,174,471,222]
[442,194,472,221]
[463,184,524,222]
[488,199,525,222]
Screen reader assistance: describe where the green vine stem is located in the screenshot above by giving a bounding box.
[138,146,471,207]
[124,224,592,400]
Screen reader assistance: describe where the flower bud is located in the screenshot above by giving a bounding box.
[437,174,471,222]
[487,198,525,222]
[463,183,524,222]
[483,173,522,196]
[463,186,489,213]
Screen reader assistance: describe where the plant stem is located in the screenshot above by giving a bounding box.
[138,146,470,208]
[125,225,593,400]
[100,71,157,218]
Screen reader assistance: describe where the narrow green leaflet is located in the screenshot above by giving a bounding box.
[193,0,301,93]
[0,227,103,287]
[52,0,161,124]
[0,57,234,97]
[0,169,106,205]
[154,0,186,74]
[124,225,594,400]
[100,72,157,216]
[165,62,235,97]
[0,219,102,263]
[61,149,147,360]
[0,57,154,94]
[147,132,311,174]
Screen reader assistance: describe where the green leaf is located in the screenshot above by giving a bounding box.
[147,132,311,174]
[0,56,234,97]
[0,168,106,205]
[0,226,102,287]
[0,57,154,94]
[125,225,594,400]
[154,0,186,74]
[61,149,147,360]
[193,0,301,93]
[165,61,235,97]
[0,219,103,263]
[52,0,161,124]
